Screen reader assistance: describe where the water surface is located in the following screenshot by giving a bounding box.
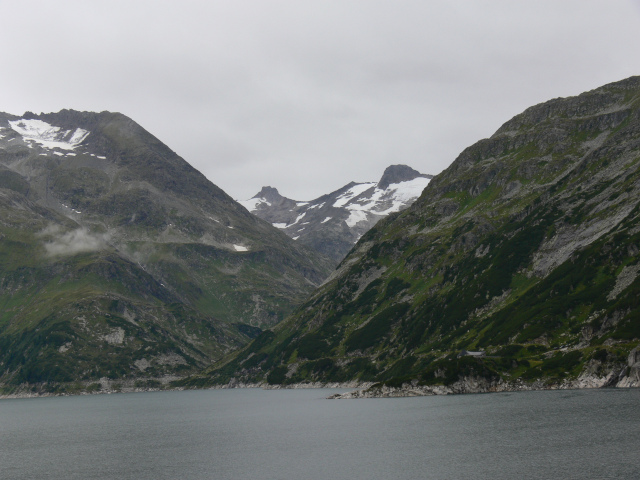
[1,388,638,479]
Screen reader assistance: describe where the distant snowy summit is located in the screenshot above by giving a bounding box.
[240,164,432,264]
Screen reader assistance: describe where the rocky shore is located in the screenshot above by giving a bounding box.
[3,348,638,400]
[328,348,640,399]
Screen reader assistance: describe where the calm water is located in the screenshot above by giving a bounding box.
[1,387,639,479]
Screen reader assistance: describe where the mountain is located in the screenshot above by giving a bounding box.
[239,165,432,264]
[0,109,332,394]
[193,76,640,394]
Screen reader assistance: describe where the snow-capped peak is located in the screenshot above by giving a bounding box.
[9,118,89,151]
[340,176,431,227]
[240,164,432,264]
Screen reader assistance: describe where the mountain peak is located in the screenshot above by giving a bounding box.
[378,164,431,190]
[254,186,284,202]
[242,164,432,264]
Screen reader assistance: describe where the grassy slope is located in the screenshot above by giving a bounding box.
[0,191,251,394]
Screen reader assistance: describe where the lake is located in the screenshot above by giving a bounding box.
[1,387,639,479]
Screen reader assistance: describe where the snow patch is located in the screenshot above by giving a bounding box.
[321,217,332,223]
[290,212,306,226]
[385,177,430,203]
[272,223,288,229]
[292,236,300,240]
[339,177,430,221]
[345,210,369,227]
[239,197,270,211]
[9,119,89,151]
[233,244,249,252]
[69,129,89,144]
[333,183,376,208]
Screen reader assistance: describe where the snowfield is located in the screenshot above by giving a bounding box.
[241,172,430,248]
[9,119,89,150]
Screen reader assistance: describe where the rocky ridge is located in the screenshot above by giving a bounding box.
[240,165,432,264]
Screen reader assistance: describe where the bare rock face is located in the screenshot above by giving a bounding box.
[240,165,432,264]
[378,164,430,190]
[617,347,640,387]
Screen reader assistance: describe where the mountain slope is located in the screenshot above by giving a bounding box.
[196,76,640,392]
[240,165,431,264]
[0,110,332,393]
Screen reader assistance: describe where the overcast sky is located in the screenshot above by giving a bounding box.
[2,1,640,200]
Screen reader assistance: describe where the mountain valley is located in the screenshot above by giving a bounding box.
[191,76,640,395]
[3,77,640,398]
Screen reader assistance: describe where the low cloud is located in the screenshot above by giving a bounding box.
[42,227,110,257]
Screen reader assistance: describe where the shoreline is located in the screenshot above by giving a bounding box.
[3,349,638,400]
[0,381,368,400]
[327,375,639,399]
[2,376,639,401]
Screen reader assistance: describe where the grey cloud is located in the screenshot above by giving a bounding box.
[42,228,110,257]
[2,1,640,201]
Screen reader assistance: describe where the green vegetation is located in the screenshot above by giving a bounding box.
[345,303,410,352]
